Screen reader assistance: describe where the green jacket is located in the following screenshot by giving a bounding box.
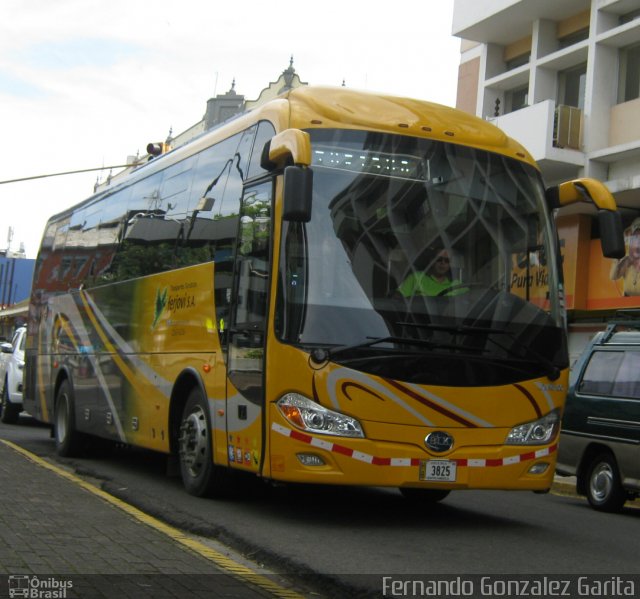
[398,273,462,297]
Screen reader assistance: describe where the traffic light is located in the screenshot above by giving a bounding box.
[146,142,167,158]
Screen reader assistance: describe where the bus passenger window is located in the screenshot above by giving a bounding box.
[247,121,276,180]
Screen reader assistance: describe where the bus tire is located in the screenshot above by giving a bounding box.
[584,452,627,513]
[178,388,219,497]
[0,381,19,424]
[400,488,451,503]
[54,380,83,457]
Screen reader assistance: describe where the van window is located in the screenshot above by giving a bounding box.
[578,351,623,395]
[612,350,640,399]
[578,349,640,399]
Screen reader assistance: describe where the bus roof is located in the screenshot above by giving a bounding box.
[46,86,537,225]
[284,86,537,169]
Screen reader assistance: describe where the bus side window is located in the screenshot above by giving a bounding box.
[86,187,132,287]
[160,156,196,217]
[247,121,276,180]
[207,129,257,342]
[235,125,256,180]
[157,156,197,269]
[99,173,172,281]
[188,134,242,215]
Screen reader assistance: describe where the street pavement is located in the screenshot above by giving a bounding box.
[0,432,584,599]
[0,440,309,599]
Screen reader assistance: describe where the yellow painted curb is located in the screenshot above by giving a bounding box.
[1,439,306,599]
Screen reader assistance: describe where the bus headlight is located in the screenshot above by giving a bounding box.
[506,409,560,445]
[277,393,364,438]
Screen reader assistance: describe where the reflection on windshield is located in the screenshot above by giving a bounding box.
[275,129,567,386]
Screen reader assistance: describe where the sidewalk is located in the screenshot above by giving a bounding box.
[0,441,306,599]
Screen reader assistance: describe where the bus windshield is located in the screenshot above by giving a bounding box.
[276,129,566,386]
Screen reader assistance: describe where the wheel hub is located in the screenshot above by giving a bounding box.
[179,407,208,477]
[590,463,613,502]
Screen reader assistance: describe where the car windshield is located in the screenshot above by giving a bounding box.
[275,129,566,386]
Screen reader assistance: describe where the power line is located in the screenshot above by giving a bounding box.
[0,165,133,185]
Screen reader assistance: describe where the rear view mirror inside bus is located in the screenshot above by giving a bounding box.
[282,166,313,222]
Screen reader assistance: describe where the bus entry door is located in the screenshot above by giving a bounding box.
[226,182,272,472]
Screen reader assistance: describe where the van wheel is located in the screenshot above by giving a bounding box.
[400,488,451,503]
[178,389,222,497]
[0,382,19,424]
[54,380,83,457]
[585,453,626,512]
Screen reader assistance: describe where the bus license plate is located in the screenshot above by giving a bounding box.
[420,460,457,482]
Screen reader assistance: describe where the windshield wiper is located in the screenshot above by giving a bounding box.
[397,321,560,380]
[308,335,442,365]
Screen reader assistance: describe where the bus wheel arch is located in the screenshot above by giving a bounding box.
[168,370,206,456]
[169,370,227,497]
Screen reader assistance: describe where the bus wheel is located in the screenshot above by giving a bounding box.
[0,382,19,424]
[585,453,627,513]
[400,488,451,503]
[178,389,218,497]
[54,380,82,457]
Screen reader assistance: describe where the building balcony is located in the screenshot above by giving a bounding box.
[487,99,585,183]
[452,0,591,45]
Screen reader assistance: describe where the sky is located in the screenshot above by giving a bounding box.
[0,0,460,258]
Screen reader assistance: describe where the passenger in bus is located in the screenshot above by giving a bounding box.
[397,249,463,297]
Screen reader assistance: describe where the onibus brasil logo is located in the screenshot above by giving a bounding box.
[8,575,73,598]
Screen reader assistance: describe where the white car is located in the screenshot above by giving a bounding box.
[0,326,26,424]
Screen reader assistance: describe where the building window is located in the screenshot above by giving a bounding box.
[620,9,640,25]
[558,63,586,109]
[505,53,530,71]
[558,27,589,49]
[505,85,528,113]
[619,44,640,103]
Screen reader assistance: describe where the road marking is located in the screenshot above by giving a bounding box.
[1,439,306,599]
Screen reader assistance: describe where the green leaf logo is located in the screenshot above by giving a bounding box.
[152,287,168,329]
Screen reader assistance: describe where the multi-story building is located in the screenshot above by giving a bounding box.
[453,0,640,359]
[0,254,34,338]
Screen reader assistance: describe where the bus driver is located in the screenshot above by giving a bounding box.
[398,249,463,297]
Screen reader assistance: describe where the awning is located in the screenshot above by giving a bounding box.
[0,298,29,318]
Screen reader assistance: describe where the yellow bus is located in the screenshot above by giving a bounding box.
[24,86,624,500]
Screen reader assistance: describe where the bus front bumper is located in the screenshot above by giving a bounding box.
[268,421,557,492]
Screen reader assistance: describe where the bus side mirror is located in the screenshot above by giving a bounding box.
[598,209,625,259]
[283,166,313,222]
[261,129,312,170]
[547,178,625,259]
